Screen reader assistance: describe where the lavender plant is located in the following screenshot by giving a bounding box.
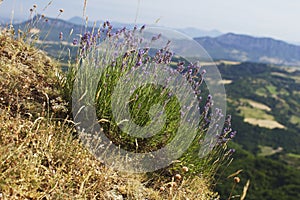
[67,22,236,178]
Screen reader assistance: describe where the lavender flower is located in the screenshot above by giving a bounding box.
[72,38,78,45]
[228,149,236,154]
[59,32,63,40]
[230,131,237,139]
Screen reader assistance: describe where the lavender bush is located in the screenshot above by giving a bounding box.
[66,22,236,176]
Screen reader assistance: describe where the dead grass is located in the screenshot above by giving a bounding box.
[0,30,66,117]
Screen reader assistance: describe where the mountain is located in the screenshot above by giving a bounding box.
[176,27,222,38]
[195,33,300,66]
[68,17,222,38]
[13,15,87,42]
[0,16,11,25]
[0,15,26,26]
[68,16,140,29]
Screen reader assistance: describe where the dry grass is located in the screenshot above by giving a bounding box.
[0,29,219,199]
[0,29,66,117]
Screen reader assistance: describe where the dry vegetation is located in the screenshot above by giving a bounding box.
[0,29,219,199]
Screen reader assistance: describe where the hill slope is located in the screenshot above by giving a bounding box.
[215,62,300,200]
[0,27,219,200]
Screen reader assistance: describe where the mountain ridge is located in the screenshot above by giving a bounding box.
[195,33,300,66]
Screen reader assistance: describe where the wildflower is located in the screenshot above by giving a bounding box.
[33,4,37,8]
[59,32,63,40]
[170,182,177,187]
[178,61,185,66]
[175,174,182,180]
[80,32,96,53]
[138,49,144,58]
[207,94,212,100]
[136,61,142,67]
[228,149,236,154]
[225,115,232,126]
[151,36,158,41]
[230,131,237,139]
[123,52,129,59]
[182,166,189,172]
[140,25,145,33]
[234,176,241,183]
[72,38,78,45]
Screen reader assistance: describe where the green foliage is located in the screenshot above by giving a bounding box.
[215,62,300,199]
[217,151,300,200]
[218,62,300,153]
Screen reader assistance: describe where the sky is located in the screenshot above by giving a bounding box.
[0,0,299,43]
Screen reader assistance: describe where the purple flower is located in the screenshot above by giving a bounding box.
[140,25,146,32]
[152,36,158,41]
[72,38,78,45]
[136,61,142,67]
[230,131,237,139]
[138,49,144,58]
[79,32,98,53]
[228,149,236,154]
[59,32,63,40]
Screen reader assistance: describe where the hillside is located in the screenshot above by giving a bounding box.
[68,16,223,38]
[218,62,300,153]
[0,27,220,199]
[6,15,300,199]
[215,62,300,199]
[195,33,300,66]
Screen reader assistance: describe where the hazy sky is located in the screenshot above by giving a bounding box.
[0,0,299,43]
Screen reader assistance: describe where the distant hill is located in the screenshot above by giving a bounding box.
[195,33,300,66]
[69,16,222,38]
[68,16,140,29]
[176,27,222,38]
[0,17,9,25]
[13,15,87,42]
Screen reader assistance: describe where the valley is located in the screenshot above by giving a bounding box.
[215,61,300,199]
